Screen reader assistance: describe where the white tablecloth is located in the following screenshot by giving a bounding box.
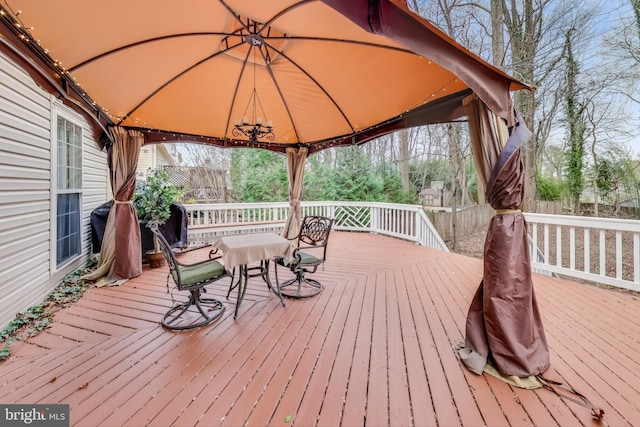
[213,233,291,270]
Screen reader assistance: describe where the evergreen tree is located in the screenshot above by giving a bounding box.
[378,162,418,204]
[230,149,288,202]
[304,154,338,201]
[333,146,377,201]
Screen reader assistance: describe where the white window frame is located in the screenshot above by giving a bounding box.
[50,102,83,271]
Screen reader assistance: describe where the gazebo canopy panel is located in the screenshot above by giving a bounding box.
[1,0,529,153]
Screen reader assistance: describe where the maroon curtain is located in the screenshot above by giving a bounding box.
[460,110,549,377]
[85,127,142,284]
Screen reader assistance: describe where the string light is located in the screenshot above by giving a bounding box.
[1,6,468,154]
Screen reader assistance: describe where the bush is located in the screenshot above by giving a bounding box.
[537,176,563,201]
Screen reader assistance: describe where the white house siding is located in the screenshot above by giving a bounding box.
[0,51,109,329]
[137,145,155,179]
[136,143,179,180]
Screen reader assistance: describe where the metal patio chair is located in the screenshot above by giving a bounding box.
[274,215,334,298]
[152,228,228,330]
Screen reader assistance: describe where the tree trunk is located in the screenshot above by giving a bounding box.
[491,0,505,67]
[447,123,460,250]
[564,29,586,214]
[486,0,504,207]
[503,0,538,212]
[398,129,411,191]
[588,106,599,217]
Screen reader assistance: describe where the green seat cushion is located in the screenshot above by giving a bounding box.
[292,251,322,266]
[177,260,226,286]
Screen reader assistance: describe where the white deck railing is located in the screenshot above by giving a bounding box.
[524,213,640,293]
[182,202,640,292]
[184,201,449,252]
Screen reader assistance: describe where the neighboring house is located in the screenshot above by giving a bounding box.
[620,198,639,209]
[138,147,230,202]
[420,188,444,207]
[420,181,448,208]
[0,50,110,329]
[136,143,180,180]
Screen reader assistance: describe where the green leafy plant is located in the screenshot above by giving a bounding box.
[0,258,97,361]
[133,168,181,252]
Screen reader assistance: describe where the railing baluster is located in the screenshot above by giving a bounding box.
[570,226,575,270]
[544,224,550,266]
[616,231,622,280]
[635,233,640,283]
[556,225,562,268]
[584,228,590,274]
[600,229,606,277]
[532,223,538,262]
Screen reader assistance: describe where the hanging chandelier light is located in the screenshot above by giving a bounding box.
[233,33,275,144]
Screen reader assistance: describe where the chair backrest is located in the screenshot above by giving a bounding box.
[297,216,334,260]
[151,228,182,285]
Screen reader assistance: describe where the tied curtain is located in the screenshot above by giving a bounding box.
[281,146,308,241]
[84,127,143,286]
[457,95,549,380]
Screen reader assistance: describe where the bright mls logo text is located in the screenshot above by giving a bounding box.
[1,405,68,426]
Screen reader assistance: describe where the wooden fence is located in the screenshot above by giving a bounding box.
[428,202,563,242]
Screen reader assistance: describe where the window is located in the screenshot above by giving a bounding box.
[55,115,82,267]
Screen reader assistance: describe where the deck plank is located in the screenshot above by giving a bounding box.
[415,261,487,427]
[119,303,279,426]
[425,256,511,427]
[243,284,343,426]
[395,266,438,427]
[196,299,310,426]
[366,272,390,426]
[314,276,368,427]
[387,268,413,427]
[340,273,376,427]
[0,232,639,426]
[266,275,360,427]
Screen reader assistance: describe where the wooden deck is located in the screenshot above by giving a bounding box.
[1,232,639,426]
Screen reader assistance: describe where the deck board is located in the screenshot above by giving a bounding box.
[0,231,639,426]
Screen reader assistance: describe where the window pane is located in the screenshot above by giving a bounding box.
[70,168,82,189]
[56,116,83,267]
[57,193,81,266]
[57,116,82,191]
[57,117,65,146]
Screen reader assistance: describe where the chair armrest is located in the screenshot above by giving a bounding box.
[289,248,303,266]
[209,248,223,260]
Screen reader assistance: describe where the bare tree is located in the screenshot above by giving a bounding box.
[398,130,411,191]
[178,143,231,202]
[583,77,636,215]
[413,0,637,218]
[609,2,640,105]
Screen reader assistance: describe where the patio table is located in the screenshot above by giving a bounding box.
[213,232,291,319]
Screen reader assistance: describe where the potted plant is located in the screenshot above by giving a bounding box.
[134,168,181,268]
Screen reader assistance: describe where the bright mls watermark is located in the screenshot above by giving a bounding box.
[1,405,69,426]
